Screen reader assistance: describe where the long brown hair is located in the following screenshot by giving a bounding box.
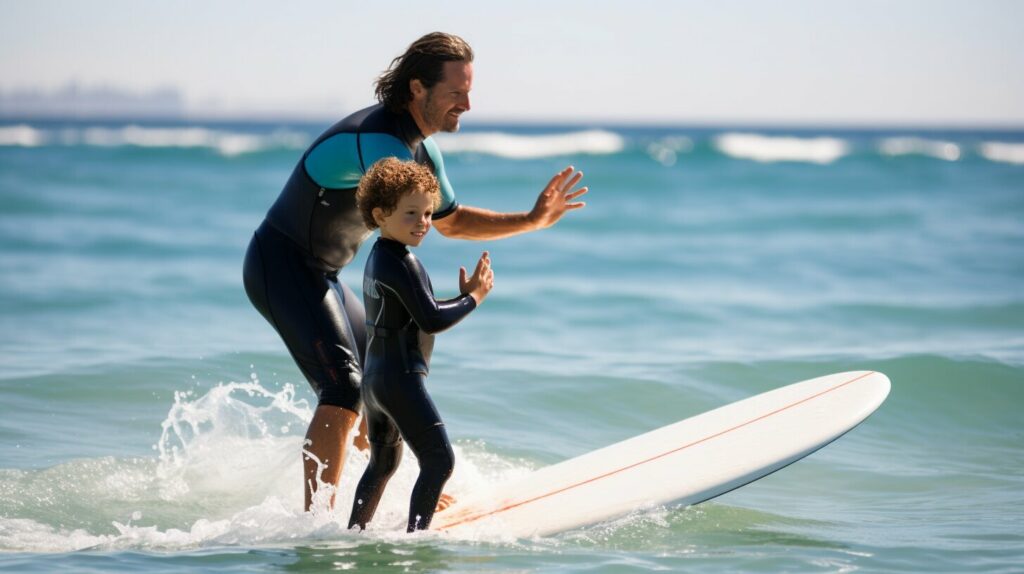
[375,32,474,112]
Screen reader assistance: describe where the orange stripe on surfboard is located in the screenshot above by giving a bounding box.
[436,371,876,531]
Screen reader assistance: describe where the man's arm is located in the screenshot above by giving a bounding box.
[433,166,588,240]
[431,206,538,241]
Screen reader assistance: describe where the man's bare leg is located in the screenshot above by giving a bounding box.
[303,404,360,511]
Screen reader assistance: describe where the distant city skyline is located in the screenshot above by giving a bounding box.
[0,83,186,119]
[2,1,1023,126]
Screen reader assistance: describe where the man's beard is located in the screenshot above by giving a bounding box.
[441,114,461,133]
[422,94,461,133]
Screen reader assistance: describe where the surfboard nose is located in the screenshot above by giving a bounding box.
[860,371,891,409]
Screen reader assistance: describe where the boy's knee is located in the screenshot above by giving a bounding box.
[368,442,403,479]
[416,429,455,481]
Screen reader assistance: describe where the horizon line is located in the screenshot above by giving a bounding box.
[3,112,1024,132]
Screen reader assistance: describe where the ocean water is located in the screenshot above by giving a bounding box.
[1,118,1022,572]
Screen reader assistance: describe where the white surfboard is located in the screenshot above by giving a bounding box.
[434,370,890,538]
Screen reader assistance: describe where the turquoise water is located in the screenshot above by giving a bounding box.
[1,120,1022,572]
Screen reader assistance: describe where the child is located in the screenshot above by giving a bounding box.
[349,157,494,532]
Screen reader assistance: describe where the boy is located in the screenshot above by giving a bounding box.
[349,157,493,532]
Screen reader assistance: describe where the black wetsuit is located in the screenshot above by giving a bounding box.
[348,237,476,532]
[242,104,458,411]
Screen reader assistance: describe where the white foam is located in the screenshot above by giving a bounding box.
[434,129,624,159]
[9,124,310,156]
[0,377,537,552]
[714,133,849,164]
[0,124,44,147]
[878,137,961,161]
[74,125,308,156]
[978,141,1024,165]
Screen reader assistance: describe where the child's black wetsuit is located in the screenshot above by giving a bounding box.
[348,237,476,532]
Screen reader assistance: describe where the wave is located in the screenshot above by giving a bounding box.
[0,124,46,146]
[0,124,311,156]
[978,141,1024,165]
[4,122,1024,167]
[2,124,625,160]
[433,129,625,159]
[878,137,961,161]
[713,133,850,164]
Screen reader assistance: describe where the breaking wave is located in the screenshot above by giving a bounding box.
[434,129,625,159]
[3,122,1023,167]
[713,133,850,164]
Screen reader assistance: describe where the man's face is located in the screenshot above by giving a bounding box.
[412,61,473,135]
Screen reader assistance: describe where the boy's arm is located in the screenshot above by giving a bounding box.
[379,258,476,335]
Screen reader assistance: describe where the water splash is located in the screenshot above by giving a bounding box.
[0,374,539,552]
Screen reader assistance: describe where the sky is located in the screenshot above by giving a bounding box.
[2,0,1023,126]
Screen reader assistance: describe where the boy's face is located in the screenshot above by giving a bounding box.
[374,191,434,247]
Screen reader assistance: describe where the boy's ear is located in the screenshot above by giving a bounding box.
[372,207,386,227]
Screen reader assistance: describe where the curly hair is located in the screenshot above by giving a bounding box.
[375,32,474,112]
[356,158,441,230]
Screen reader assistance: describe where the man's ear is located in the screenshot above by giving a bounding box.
[409,78,425,100]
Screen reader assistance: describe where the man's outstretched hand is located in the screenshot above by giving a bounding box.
[529,166,588,230]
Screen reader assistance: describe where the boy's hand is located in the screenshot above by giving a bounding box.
[459,251,494,305]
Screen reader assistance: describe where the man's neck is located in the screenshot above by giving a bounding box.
[406,104,435,139]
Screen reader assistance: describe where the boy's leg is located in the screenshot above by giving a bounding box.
[406,425,455,531]
[377,374,455,531]
[348,395,404,530]
[348,438,403,530]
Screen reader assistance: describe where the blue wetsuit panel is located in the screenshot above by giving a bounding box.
[422,137,458,218]
[358,133,416,172]
[304,132,413,189]
[303,133,363,189]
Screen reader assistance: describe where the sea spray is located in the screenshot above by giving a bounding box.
[0,375,540,551]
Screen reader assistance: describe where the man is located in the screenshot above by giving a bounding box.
[242,32,587,511]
